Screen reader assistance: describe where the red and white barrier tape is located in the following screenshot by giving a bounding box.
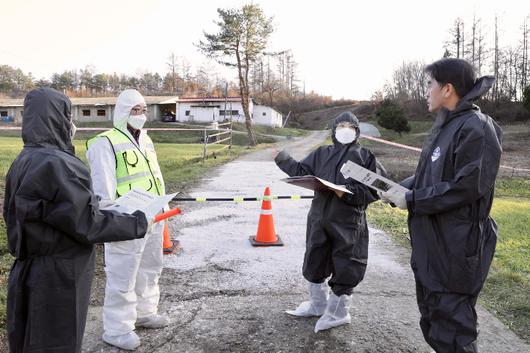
[359,134,530,173]
[0,127,528,173]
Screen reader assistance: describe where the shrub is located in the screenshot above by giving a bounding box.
[376,99,411,135]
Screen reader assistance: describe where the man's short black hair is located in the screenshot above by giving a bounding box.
[425,58,476,98]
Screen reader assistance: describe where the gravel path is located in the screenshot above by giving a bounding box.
[82,131,530,353]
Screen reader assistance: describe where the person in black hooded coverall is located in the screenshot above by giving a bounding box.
[380,59,502,353]
[3,88,150,353]
[274,112,378,333]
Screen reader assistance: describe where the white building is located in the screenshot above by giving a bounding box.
[253,104,283,127]
[175,97,283,127]
[0,95,283,127]
[0,96,178,124]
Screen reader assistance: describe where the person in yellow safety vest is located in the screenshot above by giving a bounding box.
[86,89,169,350]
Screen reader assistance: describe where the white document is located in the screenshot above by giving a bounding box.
[282,175,352,194]
[340,160,409,198]
[102,188,178,218]
[316,177,353,194]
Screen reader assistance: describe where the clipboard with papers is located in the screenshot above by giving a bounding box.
[281,175,353,194]
[102,188,178,217]
[340,160,409,198]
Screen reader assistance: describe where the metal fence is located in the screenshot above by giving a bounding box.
[201,121,232,161]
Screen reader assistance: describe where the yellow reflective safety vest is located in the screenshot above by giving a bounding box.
[87,128,165,197]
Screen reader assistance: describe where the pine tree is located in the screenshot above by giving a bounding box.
[376,99,411,136]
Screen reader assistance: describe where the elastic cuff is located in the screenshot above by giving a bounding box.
[405,190,414,213]
[274,150,290,163]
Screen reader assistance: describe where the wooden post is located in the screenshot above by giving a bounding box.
[202,129,207,162]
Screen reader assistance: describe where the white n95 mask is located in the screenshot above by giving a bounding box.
[129,114,147,129]
[335,128,356,144]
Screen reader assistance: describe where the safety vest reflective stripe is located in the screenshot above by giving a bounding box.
[112,142,136,153]
[116,171,152,184]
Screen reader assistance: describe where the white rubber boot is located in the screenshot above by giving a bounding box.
[314,293,352,333]
[102,331,140,350]
[136,314,170,328]
[286,282,329,317]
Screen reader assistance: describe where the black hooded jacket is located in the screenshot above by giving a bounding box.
[402,77,502,295]
[275,112,378,225]
[3,88,148,353]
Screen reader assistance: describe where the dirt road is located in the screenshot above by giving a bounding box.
[82,131,530,353]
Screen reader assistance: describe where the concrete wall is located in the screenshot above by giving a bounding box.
[176,100,258,125]
[71,104,160,122]
[148,104,161,122]
[72,105,112,122]
[0,107,23,123]
[253,105,283,127]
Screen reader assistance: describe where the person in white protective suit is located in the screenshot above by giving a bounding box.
[86,89,170,350]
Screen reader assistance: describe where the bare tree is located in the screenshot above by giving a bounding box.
[79,65,95,94]
[520,16,529,99]
[198,4,274,146]
[387,61,427,102]
[476,21,489,76]
[445,18,465,58]
[262,58,281,106]
[166,52,180,94]
[468,15,478,66]
[492,15,500,102]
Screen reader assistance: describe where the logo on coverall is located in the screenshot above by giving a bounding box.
[431,146,441,162]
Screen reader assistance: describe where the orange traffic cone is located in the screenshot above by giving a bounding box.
[249,187,284,246]
[163,223,182,255]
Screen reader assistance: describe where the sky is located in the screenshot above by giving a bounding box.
[1,0,529,100]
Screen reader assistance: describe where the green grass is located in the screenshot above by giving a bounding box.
[367,191,530,343]
[0,135,257,336]
[483,198,530,341]
[231,122,310,137]
[494,178,530,198]
[366,201,410,247]
[364,117,433,146]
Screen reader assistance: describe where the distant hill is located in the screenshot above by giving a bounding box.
[289,103,375,130]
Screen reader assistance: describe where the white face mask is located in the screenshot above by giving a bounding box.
[70,121,77,140]
[128,114,147,130]
[335,127,357,144]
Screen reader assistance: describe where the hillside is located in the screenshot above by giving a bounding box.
[289,102,375,130]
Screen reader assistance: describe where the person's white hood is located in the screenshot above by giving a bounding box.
[113,89,146,130]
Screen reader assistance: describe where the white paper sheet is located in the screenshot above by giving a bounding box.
[102,189,178,218]
[315,177,353,194]
[281,175,352,194]
[340,160,409,198]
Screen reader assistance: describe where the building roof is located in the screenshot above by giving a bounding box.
[0,98,23,107]
[178,96,248,103]
[71,96,179,105]
[0,96,179,107]
[254,104,282,116]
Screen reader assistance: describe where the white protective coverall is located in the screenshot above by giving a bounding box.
[86,90,165,337]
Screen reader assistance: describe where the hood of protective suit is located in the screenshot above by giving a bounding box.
[113,89,146,130]
[331,112,360,146]
[22,88,75,153]
[453,75,495,113]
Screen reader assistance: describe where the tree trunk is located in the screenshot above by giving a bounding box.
[236,48,256,146]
